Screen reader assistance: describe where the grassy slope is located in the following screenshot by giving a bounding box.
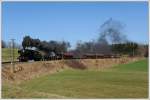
[2,48,19,62]
[2,59,148,98]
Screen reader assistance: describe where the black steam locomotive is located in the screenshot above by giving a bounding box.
[18,49,74,62]
[18,49,120,62]
[18,49,42,62]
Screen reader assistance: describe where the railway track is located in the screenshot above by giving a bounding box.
[1,59,78,64]
[2,56,120,65]
[2,61,19,64]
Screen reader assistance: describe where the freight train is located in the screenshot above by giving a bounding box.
[18,49,120,62]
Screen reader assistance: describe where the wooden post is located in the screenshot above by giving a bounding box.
[11,39,15,73]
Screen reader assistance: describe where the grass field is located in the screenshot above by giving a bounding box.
[2,48,19,62]
[2,59,148,98]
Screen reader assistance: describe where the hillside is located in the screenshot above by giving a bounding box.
[2,48,19,62]
[2,58,148,98]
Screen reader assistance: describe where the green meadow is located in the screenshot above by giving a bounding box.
[2,59,148,98]
[2,48,19,62]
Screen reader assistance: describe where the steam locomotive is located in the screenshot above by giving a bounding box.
[18,49,120,62]
[18,49,42,62]
[18,49,74,62]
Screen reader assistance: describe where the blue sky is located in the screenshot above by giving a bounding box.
[2,2,149,49]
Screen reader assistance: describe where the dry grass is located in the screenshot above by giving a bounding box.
[2,57,143,83]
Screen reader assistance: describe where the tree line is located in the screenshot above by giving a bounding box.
[71,40,148,57]
[2,40,21,49]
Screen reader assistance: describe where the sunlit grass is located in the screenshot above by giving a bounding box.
[2,48,19,62]
[2,59,148,98]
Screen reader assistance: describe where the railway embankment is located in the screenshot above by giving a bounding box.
[2,57,143,83]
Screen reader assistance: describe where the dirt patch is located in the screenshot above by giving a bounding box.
[64,60,86,69]
[2,57,143,83]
